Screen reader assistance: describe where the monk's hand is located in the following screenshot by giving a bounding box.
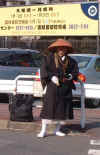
[64,73,72,80]
[51,76,59,86]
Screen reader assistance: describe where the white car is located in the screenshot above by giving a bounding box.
[69,54,100,108]
[0,48,42,100]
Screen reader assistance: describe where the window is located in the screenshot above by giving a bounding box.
[0,50,13,66]
[0,49,42,67]
[71,56,91,68]
[11,52,42,67]
[95,58,100,72]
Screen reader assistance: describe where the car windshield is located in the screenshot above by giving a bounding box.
[71,56,92,68]
[31,52,42,67]
[0,50,42,67]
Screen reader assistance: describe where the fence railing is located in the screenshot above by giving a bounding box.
[0,37,97,54]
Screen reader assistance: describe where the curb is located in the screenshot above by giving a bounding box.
[8,121,41,132]
[0,120,41,132]
[0,119,87,136]
[0,119,56,134]
[0,120,9,130]
[8,121,57,133]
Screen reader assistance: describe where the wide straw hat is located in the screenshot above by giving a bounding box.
[48,39,73,53]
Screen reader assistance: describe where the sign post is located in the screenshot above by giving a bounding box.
[97,2,100,55]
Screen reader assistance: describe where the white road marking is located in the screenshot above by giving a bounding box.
[90,140,100,145]
[88,149,100,155]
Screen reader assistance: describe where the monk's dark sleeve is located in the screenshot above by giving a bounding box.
[70,58,79,81]
[40,56,49,89]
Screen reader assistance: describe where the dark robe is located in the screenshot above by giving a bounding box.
[40,52,79,120]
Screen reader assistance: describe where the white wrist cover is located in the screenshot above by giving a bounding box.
[67,74,72,80]
[43,86,47,95]
[51,76,59,86]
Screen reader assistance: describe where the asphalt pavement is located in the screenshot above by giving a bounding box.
[0,129,100,155]
[0,130,94,155]
[0,103,100,155]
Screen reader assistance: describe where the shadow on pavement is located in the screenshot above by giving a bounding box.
[60,121,100,137]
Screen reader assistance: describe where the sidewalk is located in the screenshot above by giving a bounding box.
[0,103,100,138]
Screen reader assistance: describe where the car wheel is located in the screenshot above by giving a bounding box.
[86,99,100,108]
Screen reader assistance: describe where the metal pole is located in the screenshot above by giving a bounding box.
[97,36,99,55]
[78,79,86,129]
[4,37,8,48]
[25,0,30,5]
[41,0,49,4]
[97,2,100,55]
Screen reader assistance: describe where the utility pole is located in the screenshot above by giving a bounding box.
[41,0,49,4]
[25,0,30,5]
[97,0,100,54]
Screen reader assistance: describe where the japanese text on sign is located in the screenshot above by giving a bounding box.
[0,3,98,36]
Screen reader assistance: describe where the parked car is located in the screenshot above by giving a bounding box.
[0,48,42,101]
[69,54,100,107]
[0,48,42,79]
[1,49,99,108]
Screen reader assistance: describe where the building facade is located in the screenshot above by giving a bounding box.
[0,0,98,6]
[0,0,48,6]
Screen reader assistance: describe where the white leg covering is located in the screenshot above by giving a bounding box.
[54,122,66,136]
[37,119,47,138]
[55,123,61,133]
